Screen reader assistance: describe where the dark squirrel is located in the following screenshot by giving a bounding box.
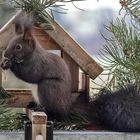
[1,15,72,119]
[1,15,140,132]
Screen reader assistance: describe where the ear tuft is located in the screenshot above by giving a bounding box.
[15,18,24,35]
[14,13,33,35]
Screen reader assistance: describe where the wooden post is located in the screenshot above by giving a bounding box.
[31,112,47,140]
[0,68,2,86]
[81,73,90,94]
[81,73,90,100]
[61,51,79,93]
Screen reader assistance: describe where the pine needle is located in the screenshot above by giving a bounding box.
[11,0,85,30]
[98,18,140,90]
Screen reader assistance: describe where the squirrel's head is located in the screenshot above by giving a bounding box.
[1,15,35,70]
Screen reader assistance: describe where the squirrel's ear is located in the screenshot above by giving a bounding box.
[23,29,33,41]
[15,22,23,35]
[23,16,33,42]
[23,30,35,47]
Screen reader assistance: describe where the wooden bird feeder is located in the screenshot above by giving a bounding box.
[0,11,103,140]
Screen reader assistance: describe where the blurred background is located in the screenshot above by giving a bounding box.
[0,0,122,56]
[0,0,123,91]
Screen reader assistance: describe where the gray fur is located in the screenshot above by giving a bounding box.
[1,15,72,119]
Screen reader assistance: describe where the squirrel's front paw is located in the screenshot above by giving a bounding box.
[1,58,12,70]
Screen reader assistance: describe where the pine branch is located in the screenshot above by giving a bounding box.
[125,0,140,20]
[124,0,140,29]
[0,86,28,130]
[54,113,89,130]
[11,0,85,30]
[98,18,140,89]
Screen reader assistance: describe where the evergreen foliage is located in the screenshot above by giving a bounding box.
[99,0,140,90]
[0,86,28,130]
[54,113,88,130]
[11,0,84,30]
[125,0,140,24]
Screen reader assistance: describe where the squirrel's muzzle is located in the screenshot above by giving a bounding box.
[1,58,12,70]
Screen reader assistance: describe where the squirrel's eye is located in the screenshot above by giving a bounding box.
[15,44,22,50]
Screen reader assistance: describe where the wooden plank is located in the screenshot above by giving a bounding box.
[61,51,79,92]
[81,73,90,100]
[33,27,60,50]
[32,112,47,124]
[5,89,79,108]
[81,73,90,94]
[46,22,103,80]
[31,112,47,140]
[6,89,33,107]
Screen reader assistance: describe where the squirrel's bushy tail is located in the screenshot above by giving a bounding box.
[73,85,140,132]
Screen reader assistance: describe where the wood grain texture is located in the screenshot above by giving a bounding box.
[61,51,79,92]
[33,27,60,50]
[5,89,79,108]
[31,111,47,140]
[81,73,90,99]
[32,112,47,124]
[46,22,103,80]
[6,89,33,107]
